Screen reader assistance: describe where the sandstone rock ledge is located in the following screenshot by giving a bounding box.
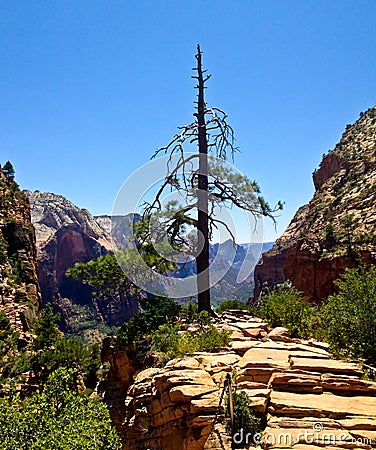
[119,310,376,449]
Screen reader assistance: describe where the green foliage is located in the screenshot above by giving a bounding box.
[2,305,100,387]
[317,265,376,363]
[7,252,26,285]
[0,310,11,332]
[67,253,133,298]
[325,220,337,250]
[29,338,100,387]
[151,320,230,359]
[117,296,180,347]
[216,299,250,314]
[151,323,181,356]
[253,265,376,365]
[180,301,212,326]
[195,325,231,351]
[32,304,61,351]
[0,311,19,366]
[225,390,262,446]
[0,367,121,450]
[0,240,8,265]
[144,299,230,360]
[67,217,178,300]
[67,304,100,336]
[180,300,199,322]
[2,161,15,180]
[255,287,314,338]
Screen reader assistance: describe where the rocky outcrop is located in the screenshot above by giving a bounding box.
[104,311,376,449]
[27,191,139,333]
[0,168,41,332]
[252,106,376,303]
[312,151,343,190]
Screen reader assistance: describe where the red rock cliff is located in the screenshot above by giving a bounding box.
[251,106,376,303]
[27,191,139,334]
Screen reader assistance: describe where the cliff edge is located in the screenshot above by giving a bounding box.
[0,165,41,332]
[252,106,376,303]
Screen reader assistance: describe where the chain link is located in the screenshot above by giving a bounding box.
[208,373,230,439]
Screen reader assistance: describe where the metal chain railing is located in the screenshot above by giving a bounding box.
[208,372,234,445]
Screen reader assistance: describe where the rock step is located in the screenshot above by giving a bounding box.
[268,391,376,419]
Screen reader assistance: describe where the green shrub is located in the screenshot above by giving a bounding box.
[255,287,314,338]
[2,305,100,386]
[0,311,11,333]
[151,323,181,356]
[195,326,230,351]
[117,296,180,347]
[30,338,100,386]
[0,241,7,265]
[316,265,376,363]
[0,311,19,368]
[0,367,121,450]
[32,304,61,351]
[180,300,199,322]
[225,390,262,447]
[151,322,230,360]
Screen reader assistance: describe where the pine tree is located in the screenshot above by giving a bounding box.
[2,161,15,180]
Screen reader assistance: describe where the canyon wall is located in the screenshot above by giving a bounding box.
[27,191,139,334]
[0,167,41,332]
[252,106,376,303]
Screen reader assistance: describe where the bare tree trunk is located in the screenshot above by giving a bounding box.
[195,45,211,313]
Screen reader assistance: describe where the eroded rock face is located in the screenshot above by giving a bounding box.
[0,170,41,332]
[252,106,376,303]
[105,310,376,450]
[27,191,139,332]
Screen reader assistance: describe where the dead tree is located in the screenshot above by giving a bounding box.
[143,45,282,313]
[196,46,210,312]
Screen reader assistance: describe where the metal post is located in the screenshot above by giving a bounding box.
[226,372,235,448]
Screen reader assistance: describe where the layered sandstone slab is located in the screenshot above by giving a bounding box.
[111,310,376,450]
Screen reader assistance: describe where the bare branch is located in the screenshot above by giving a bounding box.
[209,216,237,244]
[143,154,198,218]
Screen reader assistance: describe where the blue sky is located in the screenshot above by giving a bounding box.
[1,0,375,242]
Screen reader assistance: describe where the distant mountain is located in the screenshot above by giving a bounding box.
[27,191,139,335]
[99,214,274,302]
[27,189,275,334]
[94,214,140,248]
[168,240,274,302]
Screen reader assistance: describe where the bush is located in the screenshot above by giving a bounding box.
[255,287,314,338]
[150,323,181,356]
[0,367,121,450]
[225,390,262,447]
[117,296,180,347]
[317,265,376,363]
[151,322,230,360]
[2,306,100,386]
[32,304,61,351]
[196,326,230,351]
[0,311,19,369]
[180,300,199,322]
